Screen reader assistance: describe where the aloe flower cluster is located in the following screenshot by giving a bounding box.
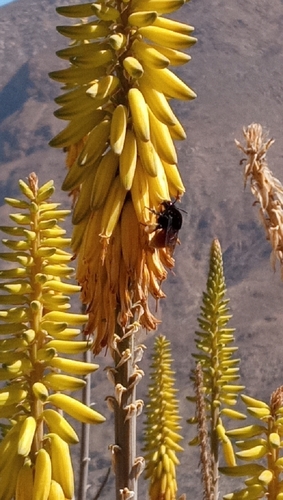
[0,174,104,500]
[220,387,283,500]
[143,335,183,500]
[188,239,245,498]
[50,0,196,353]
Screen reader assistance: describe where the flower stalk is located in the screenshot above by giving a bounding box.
[105,320,145,500]
[113,329,138,499]
[77,344,92,500]
[194,363,214,500]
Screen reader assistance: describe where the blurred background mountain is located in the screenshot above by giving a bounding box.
[1,0,283,497]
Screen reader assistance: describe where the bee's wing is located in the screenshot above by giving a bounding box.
[165,214,179,252]
[150,229,167,248]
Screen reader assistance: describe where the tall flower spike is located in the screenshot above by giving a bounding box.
[0,174,105,500]
[187,239,245,498]
[235,123,283,277]
[220,387,283,500]
[50,0,196,353]
[143,335,183,500]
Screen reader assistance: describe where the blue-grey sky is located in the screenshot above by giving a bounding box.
[0,0,15,5]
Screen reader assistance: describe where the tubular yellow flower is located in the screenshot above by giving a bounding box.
[220,388,283,500]
[50,0,196,354]
[143,335,183,500]
[0,174,104,500]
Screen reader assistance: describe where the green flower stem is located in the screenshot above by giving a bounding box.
[210,408,219,499]
[209,278,223,496]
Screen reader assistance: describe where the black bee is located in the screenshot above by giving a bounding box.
[147,200,185,253]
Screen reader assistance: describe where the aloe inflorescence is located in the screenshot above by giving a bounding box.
[188,239,245,498]
[143,335,183,500]
[220,387,283,500]
[50,0,196,354]
[0,173,105,500]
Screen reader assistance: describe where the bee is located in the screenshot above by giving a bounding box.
[146,200,185,253]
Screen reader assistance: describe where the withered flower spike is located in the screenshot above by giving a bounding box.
[236,123,283,276]
[28,171,39,194]
[270,386,283,415]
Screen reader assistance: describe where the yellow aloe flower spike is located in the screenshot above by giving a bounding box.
[0,173,105,500]
[50,0,196,354]
[188,239,244,498]
[143,335,183,500]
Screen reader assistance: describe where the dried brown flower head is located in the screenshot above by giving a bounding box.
[236,123,283,277]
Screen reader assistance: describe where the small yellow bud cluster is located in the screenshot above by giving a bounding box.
[0,174,104,500]
[50,0,196,353]
[143,335,183,500]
